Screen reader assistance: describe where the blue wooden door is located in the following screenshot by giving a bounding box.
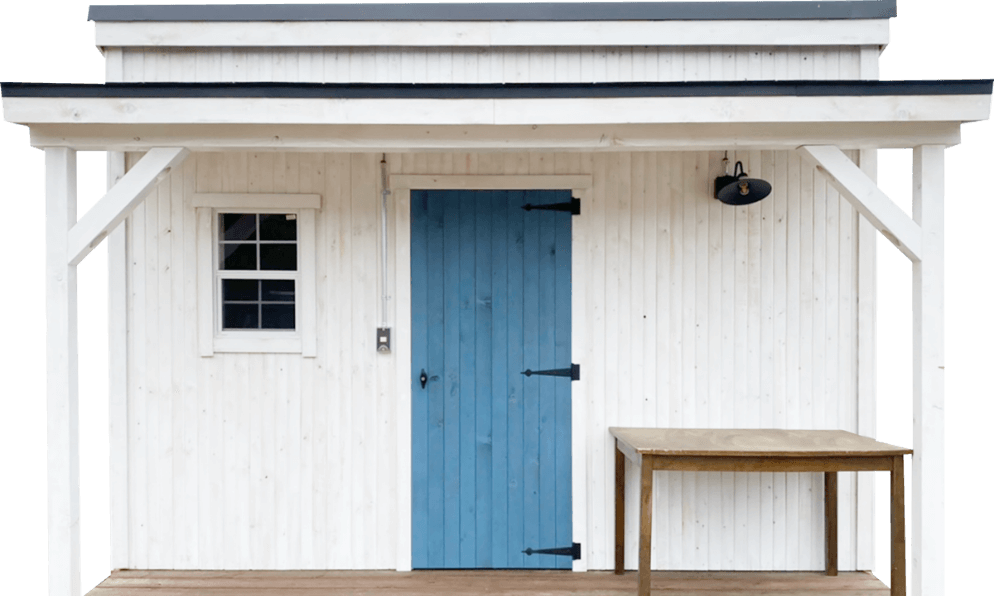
[411,189,572,569]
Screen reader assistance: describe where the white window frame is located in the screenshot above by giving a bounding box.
[194,193,320,357]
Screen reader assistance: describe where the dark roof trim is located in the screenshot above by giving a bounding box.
[5,80,991,100]
[87,2,898,23]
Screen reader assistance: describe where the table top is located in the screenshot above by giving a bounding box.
[609,428,912,457]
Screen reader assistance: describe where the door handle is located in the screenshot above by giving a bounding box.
[420,369,428,389]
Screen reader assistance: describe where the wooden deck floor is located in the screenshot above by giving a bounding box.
[87,570,889,595]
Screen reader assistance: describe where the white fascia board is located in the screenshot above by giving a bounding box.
[93,19,889,48]
[3,97,495,125]
[3,95,991,126]
[5,94,989,126]
[492,95,992,126]
[24,122,964,153]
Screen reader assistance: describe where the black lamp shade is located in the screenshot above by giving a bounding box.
[714,162,772,206]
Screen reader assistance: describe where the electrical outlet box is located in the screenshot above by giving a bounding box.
[377,327,391,353]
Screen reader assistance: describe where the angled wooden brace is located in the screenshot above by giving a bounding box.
[66,147,190,266]
[798,145,922,263]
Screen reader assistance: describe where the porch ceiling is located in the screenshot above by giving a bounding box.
[3,80,990,152]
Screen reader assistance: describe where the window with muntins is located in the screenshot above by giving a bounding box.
[218,213,298,330]
[194,192,319,356]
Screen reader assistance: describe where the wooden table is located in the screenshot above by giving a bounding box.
[609,428,912,596]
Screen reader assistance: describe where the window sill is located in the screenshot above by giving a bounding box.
[211,335,303,354]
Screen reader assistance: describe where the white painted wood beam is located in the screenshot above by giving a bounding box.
[46,147,80,596]
[106,151,130,570]
[94,19,890,48]
[798,145,922,262]
[7,95,988,127]
[911,145,945,596]
[104,44,130,572]
[66,147,189,266]
[855,149,877,572]
[25,122,965,153]
[855,47,880,574]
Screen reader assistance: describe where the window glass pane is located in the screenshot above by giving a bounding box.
[221,243,257,270]
[259,214,297,241]
[262,304,295,329]
[261,280,295,302]
[223,303,259,329]
[222,279,259,302]
[221,213,257,241]
[260,244,297,271]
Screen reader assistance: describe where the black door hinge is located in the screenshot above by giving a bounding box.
[522,542,582,560]
[521,363,580,382]
[521,197,581,216]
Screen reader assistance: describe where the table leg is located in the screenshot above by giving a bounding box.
[638,458,654,596]
[891,455,906,596]
[825,471,838,576]
[615,441,625,575]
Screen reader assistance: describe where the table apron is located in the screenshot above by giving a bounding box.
[641,454,894,472]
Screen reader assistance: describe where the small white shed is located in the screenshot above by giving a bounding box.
[1,2,989,596]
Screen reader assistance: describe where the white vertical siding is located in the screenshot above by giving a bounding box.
[128,153,399,569]
[116,34,876,573]
[126,150,860,571]
[119,46,867,83]
[557,151,858,572]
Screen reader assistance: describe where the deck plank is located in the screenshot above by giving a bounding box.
[90,570,888,595]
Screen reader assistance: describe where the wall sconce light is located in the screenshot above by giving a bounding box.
[714,154,772,205]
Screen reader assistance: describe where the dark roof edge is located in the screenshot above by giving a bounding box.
[5,80,991,100]
[87,2,898,23]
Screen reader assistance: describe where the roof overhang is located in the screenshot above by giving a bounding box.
[92,19,890,48]
[88,1,894,47]
[87,1,899,22]
[3,80,990,152]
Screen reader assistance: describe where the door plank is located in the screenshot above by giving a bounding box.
[555,193,574,569]
[537,190,559,567]
[458,190,478,567]
[490,191,510,568]
[475,191,495,568]
[442,191,462,568]
[521,189,542,568]
[506,189,527,569]
[426,191,447,568]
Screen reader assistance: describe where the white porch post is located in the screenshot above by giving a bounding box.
[911,145,945,596]
[46,147,80,596]
[107,151,129,569]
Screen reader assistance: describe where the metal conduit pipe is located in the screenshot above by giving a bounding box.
[380,153,390,328]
